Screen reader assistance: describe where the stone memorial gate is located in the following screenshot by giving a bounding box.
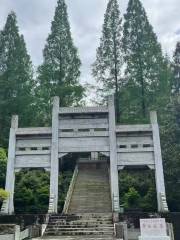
[1,95,168,215]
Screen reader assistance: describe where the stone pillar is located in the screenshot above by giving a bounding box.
[49,97,59,213]
[108,95,120,213]
[150,111,168,212]
[4,115,18,214]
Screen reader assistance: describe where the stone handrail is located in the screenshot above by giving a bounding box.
[48,194,55,213]
[107,167,113,212]
[0,199,8,214]
[63,165,78,214]
[113,194,120,212]
[160,192,169,212]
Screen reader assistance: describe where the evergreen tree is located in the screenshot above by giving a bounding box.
[92,0,123,121]
[161,96,180,211]
[0,12,34,146]
[172,42,180,95]
[37,0,84,122]
[122,0,169,119]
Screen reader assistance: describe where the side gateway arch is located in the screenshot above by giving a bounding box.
[1,95,168,214]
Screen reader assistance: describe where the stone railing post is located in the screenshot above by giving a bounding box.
[14,225,20,240]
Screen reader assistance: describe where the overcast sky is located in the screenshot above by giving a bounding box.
[0,0,180,85]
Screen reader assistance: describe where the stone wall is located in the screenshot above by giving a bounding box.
[0,224,15,240]
[0,224,15,234]
[0,234,14,240]
[0,214,46,227]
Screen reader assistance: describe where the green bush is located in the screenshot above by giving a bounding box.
[123,187,141,209]
[0,188,9,201]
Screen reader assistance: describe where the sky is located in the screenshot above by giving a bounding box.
[0,0,180,86]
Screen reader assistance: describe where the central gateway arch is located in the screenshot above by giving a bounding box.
[1,95,168,214]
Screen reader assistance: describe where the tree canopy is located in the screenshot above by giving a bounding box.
[92,0,123,121]
[122,0,171,120]
[36,0,85,123]
[0,12,34,146]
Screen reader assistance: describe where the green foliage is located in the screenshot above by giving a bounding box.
[119,170,157,211]
[14,170,50,213]
[123,187,141,209]
[0,148,7,188]
[122,0,171,120]
[92,0,123,121]
[0,188,9,201]
[36,0,85,123]
[0,148,7,160]
[13,169,73,213]
[172,42,180,95]
[0,12,35,146]
[58,171,73,212]
[161,95,180,211]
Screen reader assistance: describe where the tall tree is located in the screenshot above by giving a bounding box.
[172,42,180,95]
[92,0,123,121]
[161,96,180,211]
[0,12,34,146]
[37,0,84,122]
[122,0,169,119]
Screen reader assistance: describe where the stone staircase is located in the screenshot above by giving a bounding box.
[43,213,114,239]
[68,163,112,213]
[42,163,114,239]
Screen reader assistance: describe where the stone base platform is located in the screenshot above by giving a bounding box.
[139,237,170,240]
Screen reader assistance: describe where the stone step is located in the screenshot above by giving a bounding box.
[77,180,109,182]
[68,206,112,210]
[50,219,112,223]
[43,164,113,238]
[68,207,112,211]
[69,204,111,207]
[47,228,113,232]
[70,208,109,213]
[71,191,111,193]
[50,217,112,220]
[68,207,112,212]
[69,201,111,205]
[49,223,113,227]
[40,236,115,239]
[46,226,114,230]
[44,230,114,236]
[50,218,112,221]
[70,195,111,198]
[50,219,112,222]
[50,213,112,218]
[67,166,111,214]
[72,188,110,190]
[50,215,112,220]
